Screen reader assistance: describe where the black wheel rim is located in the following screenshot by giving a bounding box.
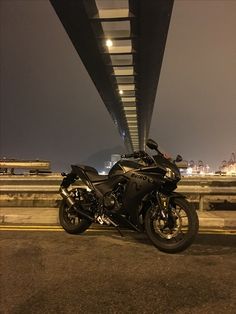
[150,202,190,243]
[63,206,81,226]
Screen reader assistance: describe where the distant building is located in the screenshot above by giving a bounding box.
[104,154,121,173]
[219,153,236,175]
[185,160,211,176]
[185,152,236,176]
[111,154,121,164]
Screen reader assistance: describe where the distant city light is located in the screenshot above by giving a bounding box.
[99,171,106,175]
[182,153,236,176]
[105,39,113,47]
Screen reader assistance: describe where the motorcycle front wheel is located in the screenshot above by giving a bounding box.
[144,198,199,253]
[59,200,92,234]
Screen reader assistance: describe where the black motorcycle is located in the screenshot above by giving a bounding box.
[59,139,199,253]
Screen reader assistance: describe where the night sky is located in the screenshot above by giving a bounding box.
[0,0,235,172]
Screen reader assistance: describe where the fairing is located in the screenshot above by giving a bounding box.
[122,168,165,226]
[109,159,143,178]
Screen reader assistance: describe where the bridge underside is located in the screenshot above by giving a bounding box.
[50,0,174,152]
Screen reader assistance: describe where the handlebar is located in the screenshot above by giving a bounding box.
[122,150,164,159]
[121,151,146,159]
[121,153,135,159]
[121,151,156,166]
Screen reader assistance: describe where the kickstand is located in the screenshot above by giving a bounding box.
[115,226,124,237]
[102,215,124,237]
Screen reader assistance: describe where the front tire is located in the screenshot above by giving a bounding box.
[145,198,199,253]
[59,200,92,234]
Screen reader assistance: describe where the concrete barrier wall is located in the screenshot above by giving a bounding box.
[0,174,236,211]
[0,175,62,208]
[177,177,236,210]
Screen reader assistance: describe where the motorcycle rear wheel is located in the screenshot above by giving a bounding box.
[59,200,92,234]
[144,198,199,253]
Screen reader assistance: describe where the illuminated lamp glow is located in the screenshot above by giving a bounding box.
[122,97,135,102]
[128,119,137,123]
[106,39,113,47]
[124,107,136,111]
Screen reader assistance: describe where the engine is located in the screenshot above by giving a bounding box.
[103,193,117,210]
[103,184,124,212]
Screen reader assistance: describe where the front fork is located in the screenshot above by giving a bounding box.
[156,193,171,219]
[149,193,177,229]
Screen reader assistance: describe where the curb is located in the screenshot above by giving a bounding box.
[0,207,236,229]
[199,217,236,228]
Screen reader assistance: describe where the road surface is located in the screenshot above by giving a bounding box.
[1,228,236,314]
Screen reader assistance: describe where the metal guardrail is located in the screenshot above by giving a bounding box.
[0,175,235,210]
[0,160,51,174]
[177,176,236,210]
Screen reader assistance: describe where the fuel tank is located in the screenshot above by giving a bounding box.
[109,159,143,178]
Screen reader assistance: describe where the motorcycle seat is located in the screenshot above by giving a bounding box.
[86,172,108,182]
[71,164,108,182]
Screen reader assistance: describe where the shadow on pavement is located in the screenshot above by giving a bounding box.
[184,234,236,256]
[84,229,236,255]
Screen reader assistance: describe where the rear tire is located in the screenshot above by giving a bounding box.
[145,198,199,253]
[59,200,92,234]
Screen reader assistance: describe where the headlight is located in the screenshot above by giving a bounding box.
[165,167,176,179]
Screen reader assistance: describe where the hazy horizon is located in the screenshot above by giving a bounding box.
[1,0,235,172]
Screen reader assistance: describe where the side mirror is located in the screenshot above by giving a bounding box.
[146,139,158,151]
[175,155,183,162]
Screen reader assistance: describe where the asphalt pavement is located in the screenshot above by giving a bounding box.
[1,228,236,314]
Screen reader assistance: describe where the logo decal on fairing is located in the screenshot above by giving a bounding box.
[131,173,155,184]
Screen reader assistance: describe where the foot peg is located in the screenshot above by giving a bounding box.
[96,214,124,237]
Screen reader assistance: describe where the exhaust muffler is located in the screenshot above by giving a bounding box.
[59,187,94,221]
